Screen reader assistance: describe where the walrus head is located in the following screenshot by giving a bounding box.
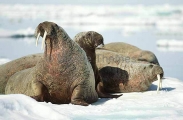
[35,21,72,60]
[35,21,59,49]
[138,63,164,92]
[149,64,164,92]
[147,64,164,81]
[74,31,104,49]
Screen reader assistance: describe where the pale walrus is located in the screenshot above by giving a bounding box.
[101,42,160,65]
[96,49,164,93]
[74,31,121,98]
[5,21,98,106]
[0,54,42,94]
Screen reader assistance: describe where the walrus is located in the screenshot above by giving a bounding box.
[5,21,98,106]
[73,31,121,98]
[0,54,42,94]
[101,42,160,65]
[74,31,104,86]
[96,49,164,93]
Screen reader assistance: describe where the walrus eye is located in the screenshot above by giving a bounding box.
[87,33,91,37]
[36,32,40,47]
[41,31,47,50]
[157,74,162,93]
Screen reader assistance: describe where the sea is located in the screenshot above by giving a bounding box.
[0,0,183,80]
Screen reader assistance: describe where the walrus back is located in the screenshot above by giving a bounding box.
[102,42,160,65]
[103,42,140,55]
[0,53,42,94]
[5,67,36,96]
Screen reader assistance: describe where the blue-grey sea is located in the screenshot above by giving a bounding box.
[0,0,183,80]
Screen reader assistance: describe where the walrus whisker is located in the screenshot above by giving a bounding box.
[41,31,47,50]
[157,74,161,92]
[36,32,40,47]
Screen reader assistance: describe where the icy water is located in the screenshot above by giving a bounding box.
[0,2,183,81]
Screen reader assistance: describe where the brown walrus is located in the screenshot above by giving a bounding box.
[101,42,160,65]
[73,31,121,98]
[0,54,42,94]
[5,21,98,106]
[96,49,164,93]
[74,31,104,87]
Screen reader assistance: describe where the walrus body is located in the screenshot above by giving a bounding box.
[5,21,98,106]
[0,54,42,94]
[74,31,104,86]
[102,42,160,65]
[96,49,164,93]
[74,31,121,98]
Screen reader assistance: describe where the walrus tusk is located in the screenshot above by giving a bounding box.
[36,32,40,47]
[157,74,162,92]
[41,31,47,50]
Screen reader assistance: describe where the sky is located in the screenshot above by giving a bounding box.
[0,0,183,5]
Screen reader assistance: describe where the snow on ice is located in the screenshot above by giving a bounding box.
[0,78,183,120]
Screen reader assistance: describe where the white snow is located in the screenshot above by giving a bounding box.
[0,78,183,120]
[0,58,11,65]
[0,4,183,34]
[157,39,183,47]
[157,39,183,52]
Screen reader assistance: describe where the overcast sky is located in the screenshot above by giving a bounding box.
[0,0,183,5]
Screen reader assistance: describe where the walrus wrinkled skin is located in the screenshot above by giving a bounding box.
[102,42,160,65]
[0,54,42,94]
[5,21,98,106]
[74,31,122,98]
[96,49,164,93]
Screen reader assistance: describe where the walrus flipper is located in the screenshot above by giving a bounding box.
[71,85,98,106]
[71,85,91,106]
[30,81,51,102]
[97,82,122,98]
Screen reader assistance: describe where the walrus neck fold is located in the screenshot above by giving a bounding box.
[44,37,52,61]
[44,30,74,68]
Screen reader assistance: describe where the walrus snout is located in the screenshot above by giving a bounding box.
[35,21,59,50]
[92,32,104,48]
[96,40,104,48]
[153,65,164,78]
[149,64,164,92]
[35,22,48,50]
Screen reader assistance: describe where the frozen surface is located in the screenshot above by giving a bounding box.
[0,58,11,65]
[157,39,183,52]
[0,78,183,120]
[1,4,183,36]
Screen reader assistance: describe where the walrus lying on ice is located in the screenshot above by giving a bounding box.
[96,49,164,93]
[0,54,42,94]
[5,21,98,106]
[101,42,160,65]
